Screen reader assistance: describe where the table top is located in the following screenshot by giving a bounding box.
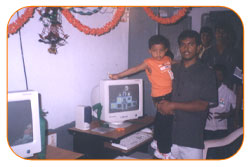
[45,145,84,159]
[69,116,154,141]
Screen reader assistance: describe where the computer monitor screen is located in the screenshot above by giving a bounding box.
[109,84,139,113]
[8,91,41,158]
[8,100,33,146]
[91,79,143,128]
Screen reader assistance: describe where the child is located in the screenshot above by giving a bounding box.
[109,35,174,159]
[204,64,236,159]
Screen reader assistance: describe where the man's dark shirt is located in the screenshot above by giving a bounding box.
[171,60,218,149]
[201,45,243,88]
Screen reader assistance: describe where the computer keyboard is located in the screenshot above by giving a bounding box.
[111,131,152,150]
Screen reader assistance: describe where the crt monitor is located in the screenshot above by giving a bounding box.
[8,90,41,158]
[91,79,143,127]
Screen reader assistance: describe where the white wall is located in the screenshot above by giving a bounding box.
[8,8,129,129]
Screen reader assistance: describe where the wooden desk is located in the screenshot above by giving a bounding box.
[46,145,84,159]
[29,145,84,159]
[68,116,154,159]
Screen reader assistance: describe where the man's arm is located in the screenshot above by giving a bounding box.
[157,100,209,115]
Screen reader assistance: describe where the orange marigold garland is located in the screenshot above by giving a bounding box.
[61,7,126,36]
[144,7,190,24]
[8,7,36,35]
[8,7,189,36]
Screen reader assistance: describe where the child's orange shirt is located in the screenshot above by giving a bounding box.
[144,56,173,97]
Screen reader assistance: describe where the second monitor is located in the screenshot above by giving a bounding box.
[91,79,143,128]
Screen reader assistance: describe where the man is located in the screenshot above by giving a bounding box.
[201,23,242,89]
[157,30,218,159]
[198,26,213,59]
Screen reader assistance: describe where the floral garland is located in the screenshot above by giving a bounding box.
[144,7,190,24]
[8,7,189,36]
[69,7,102,16]
[61,7,125,36]
[8,7,36,35]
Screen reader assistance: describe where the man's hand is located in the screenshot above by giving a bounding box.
[157,100,174,115]
[214,112,230,121]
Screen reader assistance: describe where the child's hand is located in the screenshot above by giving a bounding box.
[109,74,120,80]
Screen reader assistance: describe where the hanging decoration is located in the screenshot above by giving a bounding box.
[61,7,126,36]
[144,7,190,24]
[8,7,190,54]
[8,7,36,35]
[69,7,102,15]
[38,7,69,54]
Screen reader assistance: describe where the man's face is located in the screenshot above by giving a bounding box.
[201,32,212,47]
[215,28,227,42]
[149,44,168,61]
[179,37,198,61]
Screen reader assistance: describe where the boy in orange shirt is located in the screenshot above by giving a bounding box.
[109,35,174,159]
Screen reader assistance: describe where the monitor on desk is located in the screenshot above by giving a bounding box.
[91,79,143,128]
[8,90,42,158]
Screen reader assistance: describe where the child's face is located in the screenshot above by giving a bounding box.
[149,44,168,61]
[215,70,224,87]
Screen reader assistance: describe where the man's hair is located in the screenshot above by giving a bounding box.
[215,22,236,46]
[178,30,201,46]
[200,26,213,38]
[215,22,232,34]
[148,35,170,49]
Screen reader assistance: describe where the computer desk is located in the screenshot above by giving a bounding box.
[29,145,84,159]
[68,116,154,159]
[45,145,84,159]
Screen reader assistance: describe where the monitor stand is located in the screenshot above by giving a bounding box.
[108,121,132,128]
